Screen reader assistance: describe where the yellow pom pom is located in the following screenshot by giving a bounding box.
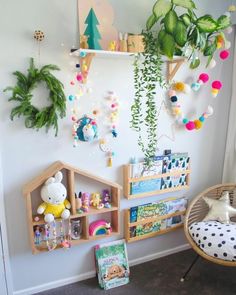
[217,42,222,49]
[229,5,236,12]
[172,107,182,116]
[194,120,202,130]
[173,82,185,92]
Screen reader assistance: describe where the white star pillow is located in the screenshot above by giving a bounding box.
[203,191,236,224]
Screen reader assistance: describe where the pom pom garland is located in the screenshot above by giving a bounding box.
[168,75,219,132]
[211,81,223,97]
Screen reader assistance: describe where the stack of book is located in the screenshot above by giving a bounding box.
[130,153,190,195]
[129,197,187,238]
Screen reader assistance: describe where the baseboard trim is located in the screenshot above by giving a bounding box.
[13,243,190,295]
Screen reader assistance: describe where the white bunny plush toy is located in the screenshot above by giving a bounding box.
[37,171,71,223]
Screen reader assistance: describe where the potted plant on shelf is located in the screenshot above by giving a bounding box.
[131,0,232,167]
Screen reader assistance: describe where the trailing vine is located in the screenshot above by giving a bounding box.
[4,58,66,136]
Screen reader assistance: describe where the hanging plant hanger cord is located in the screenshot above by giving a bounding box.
[4,58,66,136]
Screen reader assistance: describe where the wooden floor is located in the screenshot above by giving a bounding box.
[37,249,236,295]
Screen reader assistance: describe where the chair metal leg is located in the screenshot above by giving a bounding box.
[180,254,199,282]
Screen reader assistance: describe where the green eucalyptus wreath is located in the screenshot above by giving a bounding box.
[4,58,66,136]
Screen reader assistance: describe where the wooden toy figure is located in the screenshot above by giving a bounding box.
[108,41,117,51]
[80,35,89,49]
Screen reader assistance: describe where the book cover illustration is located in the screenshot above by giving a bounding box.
[167,153,189,172]
[161,176,172,190]
[130,178,161,195]
[130,206,138,223]
[136,202,168,221]
[166,215,184,228]
[162,155,171,173]
[95,240,130,290]
[167,198,187,214]
[131,157,164,178]
[135,221,163,236]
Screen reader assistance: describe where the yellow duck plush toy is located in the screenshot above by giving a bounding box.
[37,171,71,223]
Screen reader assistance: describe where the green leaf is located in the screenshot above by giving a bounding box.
[164,10,178,34]
[217,15,231,30]
[146,14,157,30]
[174,21,187,47]
[172,0,196,9]
[196,15,217,33]
[190,58,200,69]
[161,32,175,59]
[153,0,172,20]
[158,29,167,43]
[204,42,217,56]
[180,13,191,26]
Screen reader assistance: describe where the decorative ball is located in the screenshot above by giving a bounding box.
[184,84,191,94]
[168,90,176,97]
[82,64,88,71]
[183,118,189,124]
[225,41,231,50]
[206,105,214,116]
[173,107,182,116]
[194,120,202,130]
[68,95,74,101]
[186,121,195,131]
[212,80,222,90]
[224,12,231,17]
[208,59,216,69]
[76,64,80,68]
[199,116,205,122]
[199,73,209,84]
[228,5,236,12]
[92,110,99,116]
[70,81,75,86]
[34,30,45,41]
[79,51,87,58]
[220,50,230,60]
[217,42,223,49]
[72,116,77,121]
[76,73,83,82]
[173,82,185,92]
[191,83,201,92]
[170,96,178,103]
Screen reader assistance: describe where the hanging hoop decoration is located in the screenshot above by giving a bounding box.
[168,73,222,131]
[4,58,66,136]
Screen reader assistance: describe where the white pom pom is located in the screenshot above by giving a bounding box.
[208,59,216,69]
[225,41,231,49]
[226,26,233,34]
[184,84,191,94]
[224,12,231,18]
[206,105,214,116]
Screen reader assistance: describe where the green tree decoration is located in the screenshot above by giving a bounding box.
[84,8,102,50]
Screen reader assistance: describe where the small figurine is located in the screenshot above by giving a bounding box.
[34,226,41,245]
[81,192,90,212]
[80,35,89,49]
[75,192,83,214]
[108,40,117,51]
[105,222,112,235]
[119,32,128,52]
[90,193,104,209]
[102,189,111,208]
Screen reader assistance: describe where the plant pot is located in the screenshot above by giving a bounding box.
[127,35,145,53]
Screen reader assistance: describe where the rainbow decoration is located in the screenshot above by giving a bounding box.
[89,220,112,236]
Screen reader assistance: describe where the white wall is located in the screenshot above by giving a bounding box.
[0,0,234,293]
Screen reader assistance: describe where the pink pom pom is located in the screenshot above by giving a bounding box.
[220,50,230,60]
[186,121,195,131]
[212,80,222,90]
[76,73,83,82]
[72,116,77,122]
[168,90,176,97]
[198,73,209,84]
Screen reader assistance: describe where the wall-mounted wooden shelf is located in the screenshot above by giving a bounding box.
[124,205,186,243]
[123,163,191,200]
[23,161,122,254]
[70,48,185,83]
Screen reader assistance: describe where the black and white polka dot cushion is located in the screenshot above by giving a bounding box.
[189,221,236,261]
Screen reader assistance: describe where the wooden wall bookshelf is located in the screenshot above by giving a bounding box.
[124,206,186,243]
[123,163,191,200]
[23,161,122,254]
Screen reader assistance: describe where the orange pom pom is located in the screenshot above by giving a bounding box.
[173,82,185,92]
[194,120,202,130]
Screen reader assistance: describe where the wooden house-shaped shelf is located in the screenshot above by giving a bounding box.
[23,161,122,254]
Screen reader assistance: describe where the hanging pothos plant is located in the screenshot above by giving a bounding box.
[131,0,231,166]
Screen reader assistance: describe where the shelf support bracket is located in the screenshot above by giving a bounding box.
[167,59,185,83]
[80,52,95,84]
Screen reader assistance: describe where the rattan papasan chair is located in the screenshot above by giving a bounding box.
[182,184,236,281]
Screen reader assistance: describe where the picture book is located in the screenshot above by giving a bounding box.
[166,197,187,214]
[95,240,130,290]
[135,219,166,236]
[130,156,164,178]
[136,202,168,221]
[167,153,189,172]
[166,215,184,228]
[130,178,161,195]
[130,206,138,223]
